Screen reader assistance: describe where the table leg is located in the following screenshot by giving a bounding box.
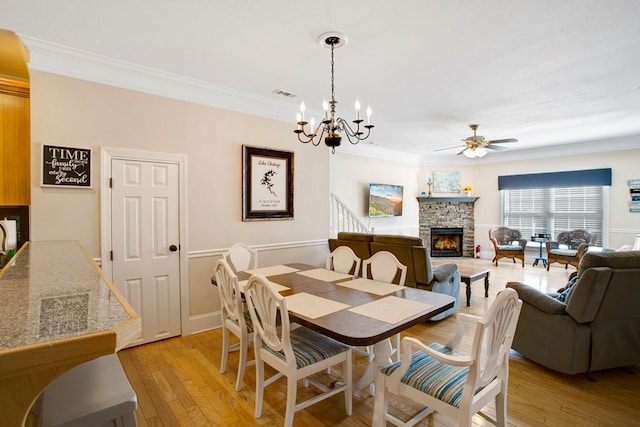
[484,272,490,297]
[353,338,393,394]
[465,280,471,306]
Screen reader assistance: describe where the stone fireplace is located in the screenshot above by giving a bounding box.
[417,196,478,257]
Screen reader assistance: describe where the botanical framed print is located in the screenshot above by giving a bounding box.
[242,145,294,221]
[433,170,461,193]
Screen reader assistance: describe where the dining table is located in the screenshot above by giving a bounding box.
[232,263,456,392]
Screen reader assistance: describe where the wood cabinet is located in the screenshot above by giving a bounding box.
[0,78,30,205]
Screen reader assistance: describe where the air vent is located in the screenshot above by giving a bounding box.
[272,89,297,98]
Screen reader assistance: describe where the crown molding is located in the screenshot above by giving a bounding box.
[19,34,297,123]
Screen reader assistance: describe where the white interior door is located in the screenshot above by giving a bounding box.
[111,158,181,346]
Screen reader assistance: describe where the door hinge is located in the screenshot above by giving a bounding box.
[109,178,113,188]
[110,250,113,261]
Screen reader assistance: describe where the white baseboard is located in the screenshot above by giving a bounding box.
[185,311,221,335]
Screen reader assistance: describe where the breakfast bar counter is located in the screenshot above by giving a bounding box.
[0,241,141,426]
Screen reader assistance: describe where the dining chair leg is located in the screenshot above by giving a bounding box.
[220,327,229,374]
[254,357,265,418]
[284,377,297,427]
[344,357,353,415]
[235,338,249,391]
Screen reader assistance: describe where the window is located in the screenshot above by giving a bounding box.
[502,186,604,246]
[499,168,611,247]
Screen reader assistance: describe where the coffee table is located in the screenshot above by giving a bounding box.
[455,265,490,306]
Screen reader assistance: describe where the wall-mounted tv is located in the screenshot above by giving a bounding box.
[369,183,403,217]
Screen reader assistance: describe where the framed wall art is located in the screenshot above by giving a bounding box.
[433,170,461,193]
[242,145,294,221]
[41,144,92,188]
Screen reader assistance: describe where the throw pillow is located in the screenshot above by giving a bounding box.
[556,276,578,303]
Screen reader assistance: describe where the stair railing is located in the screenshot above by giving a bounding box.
[330,192,370,238]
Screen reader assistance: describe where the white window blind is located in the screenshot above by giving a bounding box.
[502,186,603,245]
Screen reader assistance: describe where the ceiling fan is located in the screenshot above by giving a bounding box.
[436,124,518,158]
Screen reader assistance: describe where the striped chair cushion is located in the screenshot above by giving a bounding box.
[228,311,254,333]
[264,326,350,368]
[380,343,474,408]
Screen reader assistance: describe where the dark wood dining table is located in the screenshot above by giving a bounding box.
[232,263,455,391]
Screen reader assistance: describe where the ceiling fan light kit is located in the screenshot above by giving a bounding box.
[293,32,374,153]
[437,124,518,158]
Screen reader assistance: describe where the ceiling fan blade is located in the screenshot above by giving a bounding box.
[485,144,509,151]
[456,148,467,155]
[434,144,466,152]
[488,138,518,144]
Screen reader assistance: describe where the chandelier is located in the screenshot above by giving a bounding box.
[294,32,374,153]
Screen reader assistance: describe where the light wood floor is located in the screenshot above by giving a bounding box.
[118,257,640,426]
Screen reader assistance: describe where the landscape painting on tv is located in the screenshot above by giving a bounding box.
[369,183,403,217]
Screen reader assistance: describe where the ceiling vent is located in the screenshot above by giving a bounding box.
[272,89,297,98]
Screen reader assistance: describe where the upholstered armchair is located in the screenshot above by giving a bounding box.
[545,229,596,271]
[506,251,640,375]
[488,227,527,267]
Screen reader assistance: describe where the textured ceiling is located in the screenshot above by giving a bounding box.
[2,0,639,164]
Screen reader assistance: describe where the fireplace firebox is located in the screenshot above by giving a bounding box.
[431,227,463,257]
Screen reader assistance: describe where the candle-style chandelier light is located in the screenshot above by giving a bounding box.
[294,32,374,153]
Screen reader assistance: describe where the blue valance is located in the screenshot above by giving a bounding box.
[498,168,612,190]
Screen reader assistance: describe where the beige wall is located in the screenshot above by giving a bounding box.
[27,71,640,335]
[330,148,640,255]
[29,71,330,333]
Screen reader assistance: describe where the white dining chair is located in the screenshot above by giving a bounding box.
[244,274,353,427]
[326,245,361,276]
[215,259,254,391]
[363,250,407,285]
[224,242,258,273]
[372,288,522,427]
[362,251,408,361]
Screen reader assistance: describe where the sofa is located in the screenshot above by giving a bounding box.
[506,251,640,374]
[328,232,461,320]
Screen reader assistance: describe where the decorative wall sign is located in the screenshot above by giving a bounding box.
[629,179,640,212]
[433,170,461,193]
[41,144,92,188]
[242,145,294,220]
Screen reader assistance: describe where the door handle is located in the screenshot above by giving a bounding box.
[169,244,178,252]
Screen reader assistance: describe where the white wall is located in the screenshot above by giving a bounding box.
[331,147,640,257]
[330,153,420,235]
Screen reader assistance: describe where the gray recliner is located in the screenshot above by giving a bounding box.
[506,251,640,374]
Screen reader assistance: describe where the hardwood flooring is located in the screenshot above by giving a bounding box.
[117,258,640,426]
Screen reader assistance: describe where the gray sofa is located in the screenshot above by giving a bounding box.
[328,232,461,320]
[506,251,640,374]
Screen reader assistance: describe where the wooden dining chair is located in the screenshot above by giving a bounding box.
[362,251,408,361]
[224,242,258,273]
[326,245,361,276]
[372,288,522,427]
[244,274,353,427]
[214,259,254,391]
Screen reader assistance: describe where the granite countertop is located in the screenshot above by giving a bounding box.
[0,241,134,351]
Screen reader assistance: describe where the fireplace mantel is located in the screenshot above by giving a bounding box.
[417,196,479,203]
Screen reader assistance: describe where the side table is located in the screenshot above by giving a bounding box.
[531,234,551,267]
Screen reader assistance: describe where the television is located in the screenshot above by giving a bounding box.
[369,183,403,217]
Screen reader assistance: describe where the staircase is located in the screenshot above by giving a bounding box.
[330,192,370,238]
